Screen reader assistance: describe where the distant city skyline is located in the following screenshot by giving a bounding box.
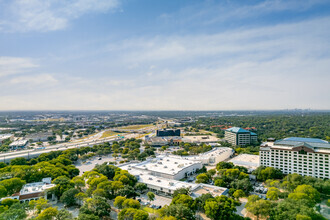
[0,0,330,110]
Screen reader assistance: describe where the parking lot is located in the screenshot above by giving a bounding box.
[138,194,172,208]
[75,154,122,175]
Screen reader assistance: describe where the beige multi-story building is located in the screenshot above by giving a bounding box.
[260,137,330,179]
[224,127,258,146]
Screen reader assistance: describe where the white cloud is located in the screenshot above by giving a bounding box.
[0,0,119,32]
[9,74,58,85]
[0,57,38,77]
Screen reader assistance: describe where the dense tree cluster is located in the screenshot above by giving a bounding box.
[214,162,253,195]
[190,114,330,141]
[172,143,212,156]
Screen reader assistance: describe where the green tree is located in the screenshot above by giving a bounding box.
[172,188,190,198]
[292,185,321,205]
[171,194,194,209]
[118,208,148,220]
[196,173,211,184]
[0,185,8,198]
[79,196,111,218]
[216,162,234,171]
[164,204,195,220]
[122,198,140,209]
[52,176,74,197]
[245,196,271,220]
[266,187,280,201]
[204,195,238,220]
[135,183,147,193]
[114,196,126,209]
[147,191,155,202]
[77,213,99,220]
[0,178,26,195]
[233,189,245,200]
[36,207,58,220]
[55,209,73,220]
[10,157,27,166]
[60,188,79,206]
[29,198,50,214]
[0,203,27,220]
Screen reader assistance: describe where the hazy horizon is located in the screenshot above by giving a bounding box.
[1,0,330,110]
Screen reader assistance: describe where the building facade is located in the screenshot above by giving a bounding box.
[224,127,258,146]
[260,137,330,179]
[156,129,181,137]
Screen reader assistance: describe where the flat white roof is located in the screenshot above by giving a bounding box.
[119,164,227,196]
[228,154,260,170]
[169,147,233,161]
[9,139,28,146]
[0,134,13,139]
[20,181,55,195]
[131,155,201,176]
[182,135,219,143]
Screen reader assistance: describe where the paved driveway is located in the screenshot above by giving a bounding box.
[75,155,122,175]
[139,194,172,207]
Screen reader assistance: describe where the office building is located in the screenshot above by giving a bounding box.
[0,178,56,202]
[260,137,330,179]
[224,127,258,146]
[156,129,181,137]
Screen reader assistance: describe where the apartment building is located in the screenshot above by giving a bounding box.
[224,127,258,146]
[260,137,330,179]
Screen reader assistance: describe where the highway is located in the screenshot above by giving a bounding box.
[0,123,162,163]
[0,135,124,163]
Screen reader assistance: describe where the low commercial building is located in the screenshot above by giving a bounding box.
[182,135,220,144]
[25,132,53,142]
[228,154,260,172]
[9,139,28,149]
[0,134,14,145]
[260,137,330,179]
[145,136,182,147]
[170,147,234,165]
[128,155,203,180]
[119,161,228,197]
[0,178,56,202]
[224,127,258,146]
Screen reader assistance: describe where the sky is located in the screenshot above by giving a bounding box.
[0,0,330,111]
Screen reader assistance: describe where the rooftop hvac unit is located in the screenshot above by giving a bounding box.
[169,182,174,186]
[149,177,153,180]
[164,166,167,168]
[175,162,178,164]
[157,180,161,182]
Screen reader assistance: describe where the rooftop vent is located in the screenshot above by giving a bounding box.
[149,177,153,180]
[164,166,167,168]
[157,180,161,182]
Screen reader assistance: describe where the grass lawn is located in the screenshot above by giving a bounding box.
[101,130,122,138]
[120,124,153,130]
